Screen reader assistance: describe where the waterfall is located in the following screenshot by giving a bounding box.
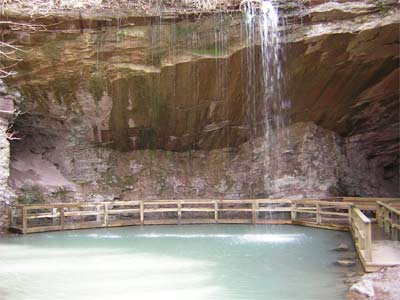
[242,0,290,198]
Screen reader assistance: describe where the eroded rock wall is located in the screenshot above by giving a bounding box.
[0,81,17,230]
[9,120,399,206]
[0,118,11,229]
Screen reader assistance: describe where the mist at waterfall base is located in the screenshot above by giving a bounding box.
[0,225,353,300]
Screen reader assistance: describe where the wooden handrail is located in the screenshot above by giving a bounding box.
[9,197,399,235]
[8,198,356,234]
[376,200,400,241]
[350,205,372,261]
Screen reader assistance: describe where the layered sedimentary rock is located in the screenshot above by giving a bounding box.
[0,0,399,228]
[0,80,17,228]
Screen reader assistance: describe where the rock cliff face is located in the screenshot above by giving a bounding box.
[0,81,17,229]
[0,0,399,227]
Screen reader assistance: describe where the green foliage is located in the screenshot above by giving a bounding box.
[377,1,390,14]
[17,184,45,205]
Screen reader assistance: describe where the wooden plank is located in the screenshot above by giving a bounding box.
[107,209,140,214]
[107,220,141,227]
[292,221,349,231]
[144,220,179,225]
[294,209,317,214]
[144,208,179,213]
[140,202,144,225]
[143,202,179,206]
[64,211,103,217]
[217,219,253,224]
[257,207,292,212]
[26,225,63,233]
[257,199,293,204]
[319,211,348,217]
[256,220,292,225]
[111,201,141,205]
[181,219,216,224]
[181,208,215,212]
[218,208,253,212]
[27,213,60,219]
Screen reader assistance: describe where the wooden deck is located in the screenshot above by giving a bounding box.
[350,200,400,272]
[7,197,400,272]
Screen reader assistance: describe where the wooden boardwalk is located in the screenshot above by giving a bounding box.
[8,197,400,272]
[350,200,400,272]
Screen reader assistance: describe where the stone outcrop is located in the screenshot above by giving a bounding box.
[0,80,18,229]
[347,266,400,300]
[8,121,397,204]
[0,0,398,228]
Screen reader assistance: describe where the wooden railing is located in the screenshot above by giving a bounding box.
[324,197,399,213]
[9,199,352,234]
[350,205,372,262]
[376,200,400,241]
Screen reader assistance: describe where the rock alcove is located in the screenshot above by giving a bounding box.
[0,0,399,227]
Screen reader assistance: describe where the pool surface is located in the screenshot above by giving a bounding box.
[0,225,353,300]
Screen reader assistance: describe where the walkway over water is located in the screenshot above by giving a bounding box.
[8,197,400,272]
[351,200,400,271]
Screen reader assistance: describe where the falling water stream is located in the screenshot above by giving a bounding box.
[242,0,290,198]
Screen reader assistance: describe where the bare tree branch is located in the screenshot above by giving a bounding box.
[5,124,24,140]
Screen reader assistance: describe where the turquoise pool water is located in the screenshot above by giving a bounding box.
[0,225,353,300]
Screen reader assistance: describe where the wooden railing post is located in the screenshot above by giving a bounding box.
[60,205,65,230]
[252,202,257,224]
[52,208,57,226]
[177,202,182,225]
[22,207,27,234]
[347,204,352,226]
[104,203,109,227]
[96,205,101,223]
[376,203,382,227]
[365,221,372,261]
[349,205,355,240]
[384,208,390,234]
[392,213,398,241]
[140,201,144,225]
[214,201,218,224]
[291,201,296,222]
[316,203,321,224]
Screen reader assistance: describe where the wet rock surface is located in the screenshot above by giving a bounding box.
[0,80,18,228]
[334,243,350,251]
[346,266,400,300]
[7,121,397,205]
[337,260,356,267]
